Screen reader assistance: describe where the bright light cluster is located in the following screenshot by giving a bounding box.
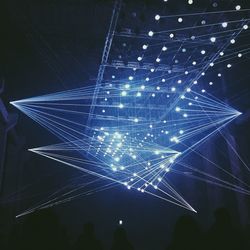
[11,0,250,216]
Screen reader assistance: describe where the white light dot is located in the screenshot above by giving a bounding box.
[129,76,133,80]
[220,51,224,56]
[193,80,198,84]
[209,82,213,85]
[222,22,228,28]
[121,91,127,96]
[155,14,160,21]
[156,57,161,63]
[218,73,222,77]
[156,86,160,90]
[119,220,123,225]
[243,24,248,30]
[169,33,174,38]
[150,68,155,72]
[162,46,167,51]
[235,5,241,11]
[162,78,166,82]
[238,53,242,58]
[188,0,193,4]
[177,79,182,84]
[230,39,235,44]
[175,106,181,112]
[137,56,142,61]
[192,61,197,65]
[186,87,191,92]
[210,37,216,43]
[119,103,124,109]
[191,35,195,40]
[142,44,148,50]
[171,87,176,92]
[185,71,189,75]
[201,50,206,55]
[134,118,139,123]
[148,31,154,37]
[227,64,232,68]
[210,62,214,67]
[146,77,149,81]
[141,85,145,90]
[201,89,206,93]
[178,17,183,23]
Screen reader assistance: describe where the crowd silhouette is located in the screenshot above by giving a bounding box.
[0,207,248,249]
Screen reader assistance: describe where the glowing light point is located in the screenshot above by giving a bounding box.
[156,57,161,63]
[148,30,154,37]
[201,50,206,55]
[186,88,191,92]
[192,61,197,66]
[209,82,213,86]
[169,33,174,38]
[121,91,127,96]
[162,46,167,51]
[162,78,166,82]
[146,77,150,81]
[134,118,139,123]
[155,14,160,21]
[238,53,242,58]
[119,220,123,225]
[177,79,182,84]
[128,76,134,81]
[230,39,235,44]
[171,87,176,92]
[125,84,130,89]
[142,44,148,50]
[166,167,170,172]
[137,56,142,61]
[188,0,193,4]
[178,17,183,23]
[235,5,241,11]
[210,37,216,43]
[175,107,181,112]
[243,24,248,30]
[141,85,145,90]
[222,22,228,28]
[183,113,188,118]
[119,103,124,109]
[227,64,232,68]
[136,92,142,97]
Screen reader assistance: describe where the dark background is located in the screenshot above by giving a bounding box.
[0,0,250,249]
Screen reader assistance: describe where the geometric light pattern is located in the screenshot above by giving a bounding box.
[11,0,250,216]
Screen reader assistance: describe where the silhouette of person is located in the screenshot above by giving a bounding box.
[111,227,134,250]
[74,222,102,250]
[205,207,243,250]
[166,215,202,250]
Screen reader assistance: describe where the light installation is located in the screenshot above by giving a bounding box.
[11,0,250,217]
